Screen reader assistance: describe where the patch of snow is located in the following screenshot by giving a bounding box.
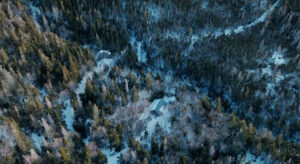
[121,0,126,11]
[63,100,74,131]
[271,50,287,65]
[31,133,43,152]
[241,152,266,164]
[147,6,161,22]
[223,0,280,36]
[260,0,268,8]
[138,96,176,140]
[62,50,115,132]
[130,37,147,63]
[83,136,90,144]
[76,72,94,95]
[165,31,181,40]
[261,65,272,76]
[191,0,280,38]
[75,57,114,95]
[29,3,41,21]
[201,1,208,9]
[102,147,128,164]
[38,88,48,101]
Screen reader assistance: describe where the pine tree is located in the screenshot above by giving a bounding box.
[96,33,101,47]
[84,145,92,164]
[146,72,153,89]
[109,131,122,151]
[173,137,179,152]
[85,78,94,98]
[8,118,30,153]
[59,147,71,164]
[61,66,70,82]
[241,120,248,132]
[129,137,137,150]
[68,53,79,81]
[93,149,107,164]
[0,48,9,65]
[180,154,189,164]
[216,97,222,112]
[92,104,100,127]
[125,44,138,68]
[151,137,159,154]
[202,96,211,112]
[245,123,256,146]
[38,50,53,72]
[132,86,139,102]
[230,113,238,128]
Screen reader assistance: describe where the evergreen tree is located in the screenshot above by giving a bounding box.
[151,137,159,155]
[93,149,107,164]
[230,113,238,128]
[216,97,222,112]
[84,145,92,164]
[202,96,211,112]
[62,66,70,82]
[132,86,139,102]
[85,78,94,99]
[125,44,138,68]
[68,53,79,81]
[146,72,153,89]
[0,48,9,65]
[59,147,71,164]
[92,104,100,127]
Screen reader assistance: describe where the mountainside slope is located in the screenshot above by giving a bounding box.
[0,0,299,163]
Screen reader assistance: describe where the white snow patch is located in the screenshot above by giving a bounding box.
[222,0,280,36]
[261,65,272,76]
[147,6,161,22]
[241,152,266,164]
[201,1,208,9]
[102,147,128,164]
[75,57,114,95]
[29,3,41,20]
[121,0,126,11]
[31,133,43,152]
[83,136,90,144]
[165,31,181,40]
[186,0,280,39]
[138,96,176,140]
[38,88,48,100]
[271,50,287,65]
[130,37,147,63]
[63,100,74,131]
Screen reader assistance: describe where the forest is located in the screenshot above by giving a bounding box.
[0,0,299,163]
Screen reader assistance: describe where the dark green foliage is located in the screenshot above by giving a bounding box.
[93,149,107,164]
[150,91,165,102]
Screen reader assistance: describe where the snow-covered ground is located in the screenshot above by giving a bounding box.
[270,50,288,66]
[216,0,280,37]
[165,0,280,44]
[62,50,115,132]
[138,96,176,142]
[241,152,272,164]
[31,133,43,152]
[59,49,130,162]
[29,3,41,21]
[63,100,74,131]
[75,58,114,95]
[147,5,161,22]
[102,147,129,164]
[130,36,147,63]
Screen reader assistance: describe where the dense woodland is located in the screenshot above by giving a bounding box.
[0,0,299,163]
